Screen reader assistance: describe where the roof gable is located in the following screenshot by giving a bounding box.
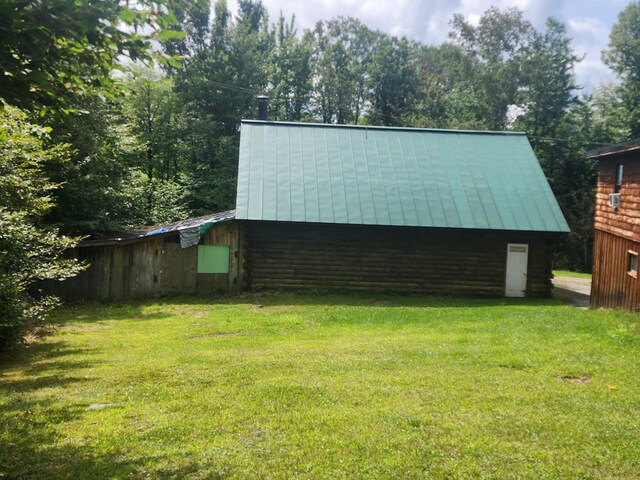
[236,121,569,233]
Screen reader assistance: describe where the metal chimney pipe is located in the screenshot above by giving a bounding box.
[257,95,269,120]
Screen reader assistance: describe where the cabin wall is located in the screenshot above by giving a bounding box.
[595,154,640,240]
[591,229,640,310]
[38,222,241,301]
[243,222,556,297]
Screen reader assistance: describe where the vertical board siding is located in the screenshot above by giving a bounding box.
[39,222,241,301]
[591,229,640,310]
[244,222,555,297]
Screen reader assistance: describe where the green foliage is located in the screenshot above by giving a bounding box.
[45,99,131,233]
[450,7,533,130]
[267,15,314,121]
[310,17,377,124]
[603,1,640,137]
[1,295,639,477]
[367,36,419,126]
[170,0,272,214]
[0,0,196,112]
[412,44,484,129]
[0,105,83,348]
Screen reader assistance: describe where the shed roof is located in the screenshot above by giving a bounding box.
[236,121,569,233]
[81,210,236,247]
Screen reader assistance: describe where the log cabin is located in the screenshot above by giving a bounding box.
[588,139,640,310]
[43,121,569,301]
[235,121,568,297]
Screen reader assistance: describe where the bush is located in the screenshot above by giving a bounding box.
[0,104,84,349]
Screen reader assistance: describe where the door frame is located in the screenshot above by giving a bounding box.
[505,243,529,297]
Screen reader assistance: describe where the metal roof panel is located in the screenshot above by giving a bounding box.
[236,121,570,233]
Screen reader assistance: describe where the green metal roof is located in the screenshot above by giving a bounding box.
[235,121,570,233]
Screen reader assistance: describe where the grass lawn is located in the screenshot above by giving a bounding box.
[553,270,592,279]
[1,293,639,479]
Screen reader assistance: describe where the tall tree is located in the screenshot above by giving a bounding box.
[603,1,640,138]
[267,14,313,121]
[309,18,377,124]
[450,7,533,130]
[367,35,419,126]
[516,19,580,138]
[412,43,483,129]
[172,0,273,214]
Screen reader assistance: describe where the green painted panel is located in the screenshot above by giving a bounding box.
[236,121,570,233]
[197,246,229,274]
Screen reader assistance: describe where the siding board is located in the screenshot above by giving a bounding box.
[591,229,640,310]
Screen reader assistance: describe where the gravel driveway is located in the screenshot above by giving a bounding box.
[552,276,591,308]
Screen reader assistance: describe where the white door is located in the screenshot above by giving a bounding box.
[505,243,529,297]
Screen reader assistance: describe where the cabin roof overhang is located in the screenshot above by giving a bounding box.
[586,139,640,159]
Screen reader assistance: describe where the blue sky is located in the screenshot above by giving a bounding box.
[227,0,632,93]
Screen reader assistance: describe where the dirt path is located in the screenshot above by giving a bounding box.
[552,276,591,308]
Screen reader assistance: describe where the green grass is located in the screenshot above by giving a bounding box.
[553,270,592,279]
[1,293,639,479]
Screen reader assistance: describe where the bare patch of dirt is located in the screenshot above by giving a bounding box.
[187,331,248,339]
[557,375,590,384]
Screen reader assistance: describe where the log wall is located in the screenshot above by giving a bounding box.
[243,221,557,297]
[591,229,640,310]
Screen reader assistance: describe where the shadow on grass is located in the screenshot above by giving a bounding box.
[1,339,221,479]
[243,291,562,309]
[0,395,218,479]
[76,290,562,310]
[553,286,590,308]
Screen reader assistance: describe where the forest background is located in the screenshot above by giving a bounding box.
[3,0,640,345]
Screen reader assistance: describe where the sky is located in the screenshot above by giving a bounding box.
[226,0,632,93]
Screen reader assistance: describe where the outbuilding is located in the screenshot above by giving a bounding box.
[45,121,569,300]
[588,139,640,310]
[235,121,568,297]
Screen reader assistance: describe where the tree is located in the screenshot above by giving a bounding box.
[412,43,483,129]
[171,0,273,214]
[0,105,84,348]
[309,18,378,124]
[0,0,195,112]
[44,96,140,233]
[516,19,580,138]
[450,7,533,130]
[122,70,190,224]
[367,35,419,126]
[603,1,640,137]
[267,14,313,121]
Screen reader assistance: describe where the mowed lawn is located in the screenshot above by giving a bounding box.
[1,294,639,479]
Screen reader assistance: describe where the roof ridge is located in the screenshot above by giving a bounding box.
[241,119,526,136]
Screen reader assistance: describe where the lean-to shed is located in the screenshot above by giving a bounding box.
[235,121,569,297]
[38,211,241,301]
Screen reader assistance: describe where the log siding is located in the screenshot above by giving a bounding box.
[243,221,556,297]
[595,155,640,240]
